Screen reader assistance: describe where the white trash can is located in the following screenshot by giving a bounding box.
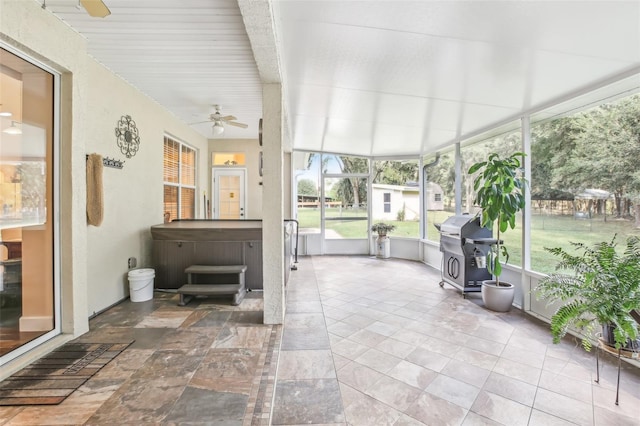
[128,268,155,302]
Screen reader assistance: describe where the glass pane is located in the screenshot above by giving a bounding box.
[163,185,178,222]
[218,174,241,219]
[295,152,321,232]
[0,47,55,357]
[181,145,195,186]
[163,138,179,183]
[180,187,195,219]
[461,128,522,266]
[530,93,640,274]
[164,137,197,220]
[372,159,419,237]
[324,176,368,239]
[424,149,456,242]
[212,153,246,166]
[324,154,369,174]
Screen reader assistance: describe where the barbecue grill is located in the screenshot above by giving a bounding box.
[436,214,497,296]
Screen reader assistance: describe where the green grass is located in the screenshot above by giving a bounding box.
[296,208,640,275]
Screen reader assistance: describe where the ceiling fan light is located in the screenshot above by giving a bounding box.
[3,121,22,135]
[212,122,225,135]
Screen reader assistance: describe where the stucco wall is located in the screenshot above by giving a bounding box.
[84,59,208,316]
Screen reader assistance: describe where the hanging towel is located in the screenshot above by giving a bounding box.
[86,153,104,226]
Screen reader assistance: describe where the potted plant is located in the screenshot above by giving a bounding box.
[371,222,395,259]
[371,222,395,237]
[468,152,527,311]
[535,236,640,353]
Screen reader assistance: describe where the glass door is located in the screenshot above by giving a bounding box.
[0,46,57,361]
[322,175,369,254]
[213,168,246,219]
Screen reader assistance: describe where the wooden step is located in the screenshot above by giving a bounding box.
[178,284,242,295]
[177,284,246,306]
[185,265,247,275]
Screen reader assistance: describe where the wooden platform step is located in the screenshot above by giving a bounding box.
[177,284,245,306]
[178,284,242,295]
[178,264,247,306]
[184,265,247,275]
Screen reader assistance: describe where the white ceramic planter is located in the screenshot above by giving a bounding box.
[481,280,514,312]
[376,235,390,258]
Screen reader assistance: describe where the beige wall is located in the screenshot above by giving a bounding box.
[0,0,209,331]
[84,59,208,316]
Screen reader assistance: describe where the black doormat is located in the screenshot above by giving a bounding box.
[0,341,133,406]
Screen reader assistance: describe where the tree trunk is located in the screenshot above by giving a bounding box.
[465,181,474,214]
[351,178,360,208]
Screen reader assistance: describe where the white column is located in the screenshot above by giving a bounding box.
[262,83,285,324]
[454,142,462,215]
[522,115,532,311]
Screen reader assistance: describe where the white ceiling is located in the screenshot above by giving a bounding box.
[42,0,640,158]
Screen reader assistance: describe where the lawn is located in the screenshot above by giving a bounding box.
[296,208,640,275]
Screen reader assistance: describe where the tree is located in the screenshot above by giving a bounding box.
[297,179,317,196]
[463,132,521,213]
[428,152,455,209]
[540,94,640,221]
[373,160,418,185]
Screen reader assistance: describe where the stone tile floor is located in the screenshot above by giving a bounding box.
[0,290,279,425]
[1,255,639,425]
[274,256,640,426]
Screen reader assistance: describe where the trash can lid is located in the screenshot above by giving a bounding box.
[128,268,155,277]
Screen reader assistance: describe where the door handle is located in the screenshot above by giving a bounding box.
[451,258,459,279]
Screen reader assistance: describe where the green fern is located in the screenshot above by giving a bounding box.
[536,235,640,351]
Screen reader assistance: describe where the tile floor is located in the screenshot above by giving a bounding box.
[0,291,279,425]
[273,256,640,426]
[1,255,639,425]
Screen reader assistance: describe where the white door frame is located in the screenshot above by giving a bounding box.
[212,168,247,219]
[321,172,370,254]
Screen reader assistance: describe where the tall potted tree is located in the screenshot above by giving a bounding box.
[468,152,527,311]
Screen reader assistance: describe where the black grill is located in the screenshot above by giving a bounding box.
[436,215,497,296]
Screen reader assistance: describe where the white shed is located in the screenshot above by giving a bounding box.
[371,182,444,221]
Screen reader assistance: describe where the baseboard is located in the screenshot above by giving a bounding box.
[19,315,54,331]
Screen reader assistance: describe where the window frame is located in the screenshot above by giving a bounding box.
[163,135,197,221]
[383,192,391,213]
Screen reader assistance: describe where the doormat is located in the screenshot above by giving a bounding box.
[0,341,133,406]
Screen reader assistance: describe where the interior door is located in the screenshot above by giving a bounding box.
[213,169,246,219]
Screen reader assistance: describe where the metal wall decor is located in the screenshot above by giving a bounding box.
[103,157,125,169]
[115,115,140,158]
[85,155,125,169]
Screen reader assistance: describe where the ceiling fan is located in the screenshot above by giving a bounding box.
[42,0,111,18]
[190,105,248,136]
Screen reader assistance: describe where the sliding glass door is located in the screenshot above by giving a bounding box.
[322,174,369,254]
[0,46,57,361]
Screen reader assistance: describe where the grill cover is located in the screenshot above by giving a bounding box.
[437,214,493,293]
[439,215,489,238]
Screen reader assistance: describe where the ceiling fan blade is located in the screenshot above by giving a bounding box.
[187,120,213,125]
[220,115,236,121]
[80,0,111,18]
[226,121,248,129]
